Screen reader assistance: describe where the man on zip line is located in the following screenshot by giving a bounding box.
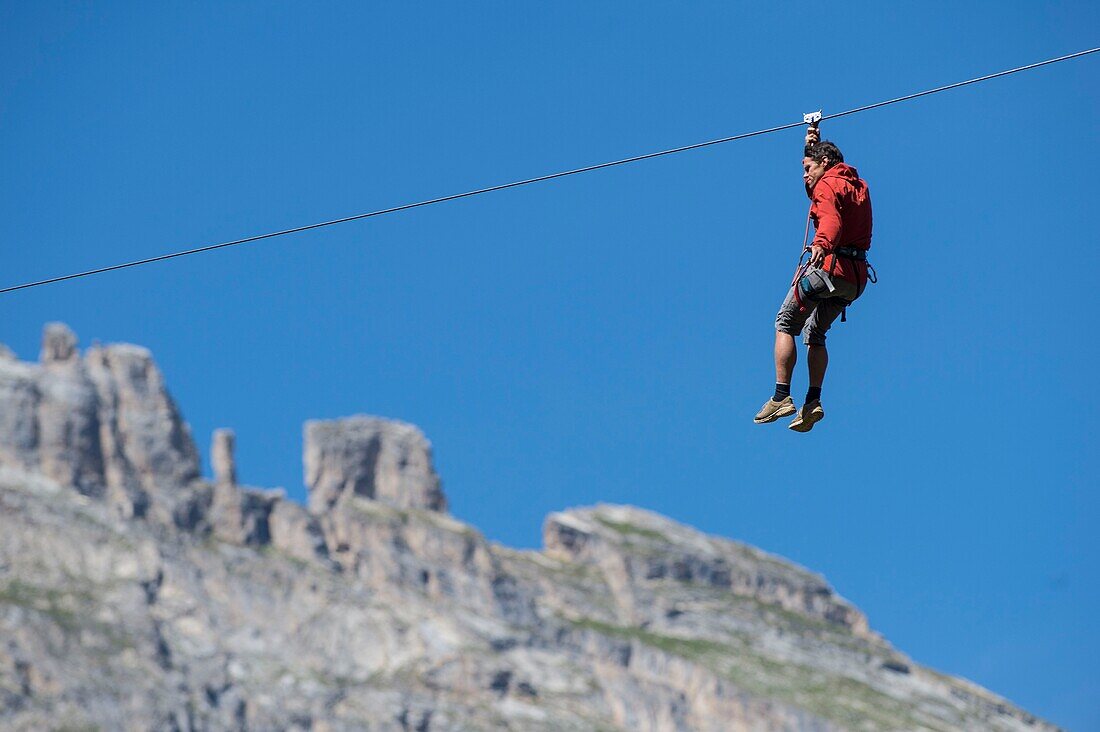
[755,120,874,432]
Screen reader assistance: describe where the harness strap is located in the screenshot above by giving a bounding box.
[834,246,867,261]
[790,207,814,311]
[830,243,876,302]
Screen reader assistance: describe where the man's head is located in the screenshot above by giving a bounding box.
[802,140,844,190]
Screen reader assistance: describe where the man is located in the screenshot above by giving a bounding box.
[754,125,873,432]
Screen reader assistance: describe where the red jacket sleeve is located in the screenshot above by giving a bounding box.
[810,182,842,251]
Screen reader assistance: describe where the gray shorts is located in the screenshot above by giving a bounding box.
[775,268,859,346]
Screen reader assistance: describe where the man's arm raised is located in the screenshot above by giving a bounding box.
[804,123,823,264]
[805,125,820,152]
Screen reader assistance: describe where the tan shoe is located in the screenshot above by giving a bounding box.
[754,396,796,424]
[789,400,825,432]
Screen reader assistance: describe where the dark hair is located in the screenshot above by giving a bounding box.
[804,140,844,167]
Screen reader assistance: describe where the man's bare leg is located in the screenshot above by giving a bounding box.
[774,331,796,385]
[789,343,828,432]
[756,331,798,423]
[807,344,828,388]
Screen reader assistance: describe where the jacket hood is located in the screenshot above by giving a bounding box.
[821,162,860,184]
[807,162,863,199]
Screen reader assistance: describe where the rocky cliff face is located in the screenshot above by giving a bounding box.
[0,326,1058,732]
[0,323,200,519]
[305,416,447,515]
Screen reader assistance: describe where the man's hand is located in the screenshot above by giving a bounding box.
[809,245,826,268]
[805,126,820,147]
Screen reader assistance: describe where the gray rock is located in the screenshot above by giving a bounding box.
[269,498,330,563]
[35,345,105,498]
[0,325,202,519]
[544,505,871,635]
[0,326,104,497]
[304,416,447,514]
[84,340,201,495]
[211,483,279,546]
[212,428,237,486]
[205,430,328,558]
[39,322,77,364]
[0,358,43,475]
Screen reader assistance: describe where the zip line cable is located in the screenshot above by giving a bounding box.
[820,47,1099,122]
[3,46,1097,296]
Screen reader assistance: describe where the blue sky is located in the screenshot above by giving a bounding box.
[2,2,1097,728]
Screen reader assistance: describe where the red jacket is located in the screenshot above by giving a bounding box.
[809,162,872,286]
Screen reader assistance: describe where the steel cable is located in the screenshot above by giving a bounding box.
[3,46,1097,295]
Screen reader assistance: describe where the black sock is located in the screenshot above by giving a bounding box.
[806,386,822,403]
[773,383,791,401]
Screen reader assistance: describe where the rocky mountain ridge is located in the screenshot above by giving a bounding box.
[0,325,1057,731]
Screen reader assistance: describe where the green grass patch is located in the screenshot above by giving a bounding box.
[0,580,88,633]
[594,517,668,543]
[569,616,735,661]
[0,580,135,656]
[568,615,938,731]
